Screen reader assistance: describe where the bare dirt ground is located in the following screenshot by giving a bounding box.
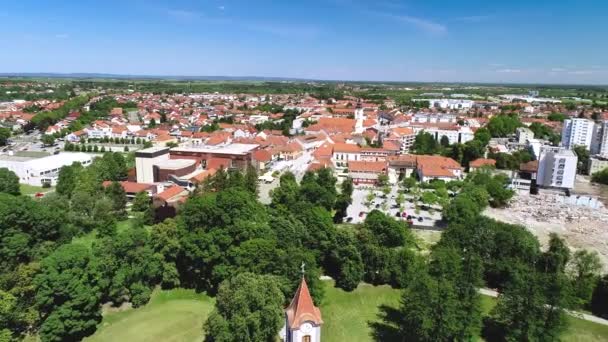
[485,188,608,271]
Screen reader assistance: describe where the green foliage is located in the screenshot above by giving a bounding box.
[35,244,103,342]
[204,273,284,342]
[0,169,20,196]
[487,114,522,138]
[131,191,154,225]
[574,145,590,175]
[529,122,561,145]
[569,250,602,308]
[548,112,569,122]
[412,131,439,155]
[104,181,127,220]
[591,275,608,318]
[592,166,608,184]
[0,128,11,146]
[93,226,162,307]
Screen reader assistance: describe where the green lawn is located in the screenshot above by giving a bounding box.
[26,279,608,342]
[72,219,140,248]
[321,281,401,342]
[19,184,53,195]
[85,288,215,342]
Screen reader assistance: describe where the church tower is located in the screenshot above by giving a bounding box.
[280,277,323,342]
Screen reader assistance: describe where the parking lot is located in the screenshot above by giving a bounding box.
[346,185,443,229]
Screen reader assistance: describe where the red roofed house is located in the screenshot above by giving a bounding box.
[416,155,463,182]
[332,143,361,168]
[154,185,189,205]
[280,277,323,342]
[102,181,156,200]
[348,161,388,185]
[252,149,272,171]
[469,158,497,171]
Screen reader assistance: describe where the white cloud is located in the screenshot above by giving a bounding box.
[496,68,521,73]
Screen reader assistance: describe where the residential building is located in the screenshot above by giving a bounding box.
[469,158,496,171]
[348,161,388,185]
[588,156,608,176]
[332,143,361,168]
[561,118,595,150]
[516,127,534,144]
[536,147,577,189]
[591,121,608,157]
[416,155,463,182]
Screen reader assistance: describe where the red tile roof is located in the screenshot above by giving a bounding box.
[156,185,187,202]
[285,278,323,329]
[470,158,496,168]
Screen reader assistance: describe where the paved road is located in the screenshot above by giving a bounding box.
[480,288,608,326]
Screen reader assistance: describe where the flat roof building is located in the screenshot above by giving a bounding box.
[0,152,93,186]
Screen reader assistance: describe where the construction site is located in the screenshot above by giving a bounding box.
[485,178,608,270]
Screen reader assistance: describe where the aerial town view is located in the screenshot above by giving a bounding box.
[1,1,608,342]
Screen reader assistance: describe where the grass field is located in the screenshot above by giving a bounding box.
[321,281,401,342]
[35,280,608,342]
[19,183,53,195]
[85,289,215,342]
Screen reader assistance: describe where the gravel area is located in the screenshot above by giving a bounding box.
[485,191,608,270]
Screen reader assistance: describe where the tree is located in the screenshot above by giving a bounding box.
[0,128,10,146]
[244,165,258,195]
[41,134,55,146]
[412,131,439,155]
[573,145,590,174]
[132,191,154,225]
[104,181,127,218]
[150,219,181,288]
[569,250,602,308]
[204,273,285,342]
[440,135,450,148]
[473,127,491,146]
[0,168,20,195]
[34,244,103,342]
[591,275,608,318]
[377,174,389,187]
[592,167,608,185]
[326,231,364,291]
[487,114,522,138]
[362,210,411,248]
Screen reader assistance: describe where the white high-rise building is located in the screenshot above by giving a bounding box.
[561,118,595,150]
[536,147,578,189]
[591,121,608,157]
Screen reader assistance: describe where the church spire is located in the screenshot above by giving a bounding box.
[285,276,323,329]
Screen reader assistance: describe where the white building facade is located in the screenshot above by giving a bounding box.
[561,118,595,150]
[0,152,93,186]
[536,147,578,189]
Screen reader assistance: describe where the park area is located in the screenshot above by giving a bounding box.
[73,280,608,342]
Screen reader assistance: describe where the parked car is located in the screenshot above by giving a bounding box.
[359,211,366,217]
[401,212,407,217]
[345,217,353,223]
[395,212,401,218]
[418,217,424,222]
[35,192,45,198]
[375,204,381,209]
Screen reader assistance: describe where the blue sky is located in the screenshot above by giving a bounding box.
[1,0,607,84]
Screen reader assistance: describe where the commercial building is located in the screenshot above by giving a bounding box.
[425,99,474,110]
[0,152,92,186]
[170,143,259,170]
[536,147,577,189]
[561,118,595,150]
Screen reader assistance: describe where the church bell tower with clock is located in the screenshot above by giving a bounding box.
[280,267,323,342]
